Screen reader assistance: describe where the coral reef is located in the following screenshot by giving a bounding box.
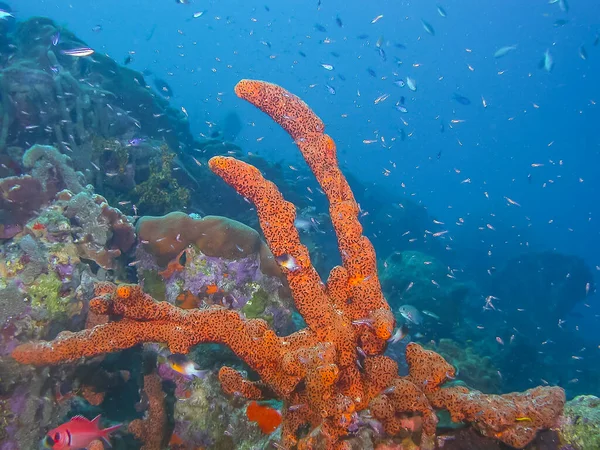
[558,395,600,450]
[133,144,190,215]
[430,339,502,394]
[0,175,44,228]
[22,144,84,195]
[11,80,565,449]
[57,188,135,269]
[136,211,281,276]
[170,373,271,448]
[0,17,190,152]
[0,144,84,229]
[136,242,295,334]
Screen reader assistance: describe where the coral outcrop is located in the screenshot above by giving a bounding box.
[430,339,502,394]
[558,395,600,450]
[11,80,565,449]
[137,211,280,276]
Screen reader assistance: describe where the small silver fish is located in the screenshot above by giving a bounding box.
[395,104,408,113]
[61,47,95,57]
[421,19,435,36]
[493,45,517,58]
[540,49,554,72]
[398,304,423,325]
[422,310,440,320]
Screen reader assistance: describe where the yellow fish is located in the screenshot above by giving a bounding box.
[515,417,532,422]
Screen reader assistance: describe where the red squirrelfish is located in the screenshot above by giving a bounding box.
[44,415,121,449]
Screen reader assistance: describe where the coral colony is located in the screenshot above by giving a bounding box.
[11,80,565,449]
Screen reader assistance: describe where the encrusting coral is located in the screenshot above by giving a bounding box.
[11,80,565,449]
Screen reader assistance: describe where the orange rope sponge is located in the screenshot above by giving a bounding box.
[12,80,565,450]
[128,373,166,450]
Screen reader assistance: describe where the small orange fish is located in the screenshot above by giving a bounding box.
[32,222,45,231]
[246,401,282,434]
[176,291,200,310]
[163,354,209,379]
[348,274,371,286]
[43,415,121,450]
[205,284,220,295]
[169,432,185,446]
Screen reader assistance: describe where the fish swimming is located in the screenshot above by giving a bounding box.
[422,310,440,320]
[325,84,335,95]
[388,323,409,344]
[61,47,95,57]
[43,415,121,450]
[494,45,517,58]
[406,76,417,92]
[421,19,435,36]
[539,49,554,72]
[453,93,471,105]
[153,78,174,97]
[398,304,423,325]
[128,138,145,146]
[275,254,301,272]
[161,353,209,379]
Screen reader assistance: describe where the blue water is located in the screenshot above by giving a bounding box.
[16,0,599,379]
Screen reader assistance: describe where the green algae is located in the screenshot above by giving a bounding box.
[91,135,129,173]
[559,395,600,450]
[29,273,69,317]
[242,286,271,324]
[141,269,166,302]
[134,144,190,215]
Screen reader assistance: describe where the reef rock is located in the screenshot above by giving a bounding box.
[558,395,600,450]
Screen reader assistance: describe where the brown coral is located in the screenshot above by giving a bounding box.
[136,211,280,276]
